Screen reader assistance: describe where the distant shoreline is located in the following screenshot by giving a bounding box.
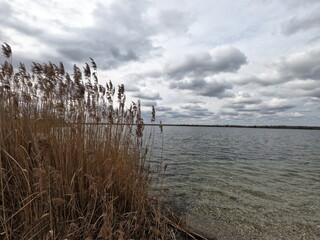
[144,124,320,130]
[76,122,320,130]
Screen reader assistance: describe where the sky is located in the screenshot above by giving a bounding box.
[1,0,320,126]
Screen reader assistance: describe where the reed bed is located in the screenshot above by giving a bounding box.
[0,43,199,240]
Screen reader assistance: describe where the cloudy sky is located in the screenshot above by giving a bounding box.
[1,0,320,125]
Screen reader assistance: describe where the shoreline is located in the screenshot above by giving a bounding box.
[144,123,320,130]
[69,122,320,130]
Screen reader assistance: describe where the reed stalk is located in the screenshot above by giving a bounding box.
[0,43,199,240]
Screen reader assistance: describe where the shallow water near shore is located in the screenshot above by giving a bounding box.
[149,126,320,240]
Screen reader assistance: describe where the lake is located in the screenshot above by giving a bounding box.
[148,126,320,240]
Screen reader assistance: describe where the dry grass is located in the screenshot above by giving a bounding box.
[0,43,198,240]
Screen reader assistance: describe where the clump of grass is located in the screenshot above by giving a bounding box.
[0,43,197,239]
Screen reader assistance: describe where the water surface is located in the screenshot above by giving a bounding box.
[149,126,320,240]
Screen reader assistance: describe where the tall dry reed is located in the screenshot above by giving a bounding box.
[0,43,194,240]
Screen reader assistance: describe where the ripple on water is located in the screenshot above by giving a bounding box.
[151,126,320,239]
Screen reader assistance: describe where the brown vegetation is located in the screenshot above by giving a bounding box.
[0,43,201,239]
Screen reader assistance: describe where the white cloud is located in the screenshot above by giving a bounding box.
[165,46,247,80]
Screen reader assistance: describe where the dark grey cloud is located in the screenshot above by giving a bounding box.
[163,46,246,99]
[258,104,295,115]
[1,0,192,70]
[178,104,213,118]
[180,104,208,112]
[165,46,247,80]
[200,82,233,98]
[282,8,320,35]
[141,100,157,107]
[260,101,294,113]
[156,104,214,121]
[0,2,62,67]
[52,1,155,69]
[0,50,73,73]
[224,98,295,116]
[132,90,162,100]
[170,78,233,98]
